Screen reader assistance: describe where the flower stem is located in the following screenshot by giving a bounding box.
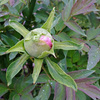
[57,25,66,34]
[42,66,53,80]
[30,57,34,62]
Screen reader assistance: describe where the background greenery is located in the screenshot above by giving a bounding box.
[0,0,100,100]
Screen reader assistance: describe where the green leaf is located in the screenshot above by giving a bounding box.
[20,93,34,100]
[12,94,20,100]
[59,51,68,72]
[14,76,26,93]
[49,80,56,90]
[0,47,8,56]
[40,0,50,6]
[1,34,15,47]
[32,58,43,83]
[57,32,71,41]
[0,0,9,5]
[88,12,100,28]
[0,83,8,97]
[45,57,77,91]
[9,92,16,100]
[34,83,51,100]
[0,40,6,46]
[6,39,25,54]
[25,74,50,84]
[8,34,19,44]
[87,46,100,70]
[62,0,68,4]
[14,75,36,95]
[9,20,29,37]
[66,58,73,67]
[6,54,29,86]
[19,0,26,4]
[64,21,86,36]
[51,14,61,29]
[62,0,73,21]
[37,74,50,83]
[54,33,70,41]
[67,50,75,57]
[0,71,7,84]
[55,18,64,31]
[6,4,19,16]
[21,84,36,95]
[9,52,18,60]
[87,27,100,40]
[41,7,55,32]
[72,51,80,63]
[68,69,95,79]
[77,56,88,66]
[76,90,86,100]
[53,82,66,100]
[54,41,84,50]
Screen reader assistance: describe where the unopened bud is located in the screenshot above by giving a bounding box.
[24,28,53,58]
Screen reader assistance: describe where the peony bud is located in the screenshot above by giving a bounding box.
[24,28,53,58]
[39,35,52,49]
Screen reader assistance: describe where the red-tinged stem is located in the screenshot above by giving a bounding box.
[57,25,66,35]
[30,57,53,80]
[42,66,53,80]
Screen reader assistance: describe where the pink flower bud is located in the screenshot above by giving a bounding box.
[39,35,52,49]
[24,28,53,58]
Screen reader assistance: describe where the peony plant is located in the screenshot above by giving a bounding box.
[1,0,100,99]
[5,8,84,91]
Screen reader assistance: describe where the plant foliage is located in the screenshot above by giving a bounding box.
[0,0,100,100]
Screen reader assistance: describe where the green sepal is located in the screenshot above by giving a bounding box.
[54,41,84,50]
[41,7,55,32]
[9,20,29,37]
[32,58,43,83]
[6,39,26,54]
